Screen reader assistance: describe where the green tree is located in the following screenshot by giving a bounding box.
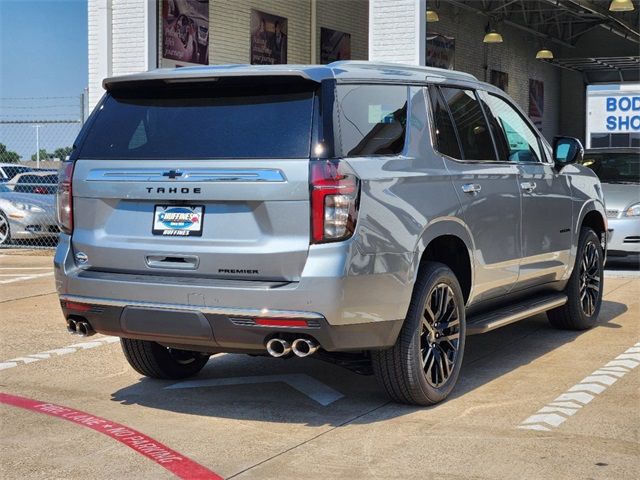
[0,143,21,163]
[53,146,73,161]
[31,148,50,162]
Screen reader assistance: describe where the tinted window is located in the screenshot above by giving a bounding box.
[485,94,542,163]
[335,85,407,156]
[581,152,639,184]
[2,166,32,180]
[440,88,496,160]
[79,84,314,159]
[429,87,462,159]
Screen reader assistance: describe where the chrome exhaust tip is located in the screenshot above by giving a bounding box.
[76,321,95,337]
[66,318,78,334]
[291,338,319,357]
[266,338,291,358]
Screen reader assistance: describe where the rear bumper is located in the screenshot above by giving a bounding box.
[59,294,403,352]
[54,234,412,352]
[607,217,640,255]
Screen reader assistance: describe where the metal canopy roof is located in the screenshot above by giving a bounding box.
[541,56,640,82]
[440,0,640,47]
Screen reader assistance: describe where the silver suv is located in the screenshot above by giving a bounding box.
[54,62,607,405]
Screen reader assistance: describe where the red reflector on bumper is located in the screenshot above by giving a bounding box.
[255,319,308,327]
[62,301,92,312]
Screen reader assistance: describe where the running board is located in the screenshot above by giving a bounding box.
[467,293,567,335]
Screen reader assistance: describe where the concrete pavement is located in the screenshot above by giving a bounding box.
[0,252,638,479]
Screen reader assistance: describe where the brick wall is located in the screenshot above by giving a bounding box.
[427,4,561,141]
[87,0,110,110]
[369,0,424,65]
[111,0,148,76]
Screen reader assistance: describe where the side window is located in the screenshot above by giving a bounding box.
[335,84,407,157]
[485,94,542,163]
[440,88,497,161]
[428,87,462,159]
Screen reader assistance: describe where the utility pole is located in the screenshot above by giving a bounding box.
[33,124,41,169]
[80,92,85,124]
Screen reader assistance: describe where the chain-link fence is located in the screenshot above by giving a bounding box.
[0,96,84,249]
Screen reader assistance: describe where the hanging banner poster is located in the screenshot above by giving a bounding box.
[320,27,351,64]
[529,79,545,131]
[162,0,209,67]
[251,10,288,65]
[426,33,455,70]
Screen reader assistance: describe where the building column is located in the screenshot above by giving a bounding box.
[368,0,426,66]
[88,0,112,110]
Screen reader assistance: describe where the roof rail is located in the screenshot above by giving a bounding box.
[328,60,478,81]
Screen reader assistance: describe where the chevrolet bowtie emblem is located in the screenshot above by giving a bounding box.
[162,170,183,179]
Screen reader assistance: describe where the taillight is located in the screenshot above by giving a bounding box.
[310,160,360,243]
[57,161,74,234]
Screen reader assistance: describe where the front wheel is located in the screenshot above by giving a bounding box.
[0,211,11,246]
[547,227,604,330]
[371,262,466,406]
[121,338,210,379]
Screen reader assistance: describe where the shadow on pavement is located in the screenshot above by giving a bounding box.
[110,300,628,427]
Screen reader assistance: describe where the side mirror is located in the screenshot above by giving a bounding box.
[553,136,584,168]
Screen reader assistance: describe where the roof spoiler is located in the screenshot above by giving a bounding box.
[102,66,325,91]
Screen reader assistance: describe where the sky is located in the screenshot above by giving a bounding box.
[0,0,88,160]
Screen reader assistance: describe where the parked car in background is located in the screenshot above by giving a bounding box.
[0,164,33,183]
[6,171,58,195]
[582,148,639,259]
[0,183,59,246]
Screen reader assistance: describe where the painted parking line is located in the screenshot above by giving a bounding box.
[0,267,53,270]
[0,393,222,480]
[0,272,54,284]
[518,342,640,431]
[0,336,120,371]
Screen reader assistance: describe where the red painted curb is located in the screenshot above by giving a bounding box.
[0,392,223,480]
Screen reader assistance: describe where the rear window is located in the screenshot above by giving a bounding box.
[2,166,32,180]
[335,85,407,157]
[78,84,315,159]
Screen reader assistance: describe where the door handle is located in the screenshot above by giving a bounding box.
[146,255,199,270]
[461,183,481,194]
[520,181,537,193]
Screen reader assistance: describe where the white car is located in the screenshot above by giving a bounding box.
[5,171,58,195]
[0,183,58,246]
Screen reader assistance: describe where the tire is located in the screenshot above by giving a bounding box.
[120,338,210,379]
[548,227,604,330]
[371,262,466,406]
[0,211,11,246]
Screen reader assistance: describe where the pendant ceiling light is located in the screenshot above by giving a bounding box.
[536,48,554,59]
[483,30,504,43]
[426,9,440,22]
[609,0,635,11]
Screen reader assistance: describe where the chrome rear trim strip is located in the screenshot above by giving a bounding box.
[59,294,324,320]
[85,168,286,183]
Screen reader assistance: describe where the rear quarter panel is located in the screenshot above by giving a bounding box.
[342,86,470,313]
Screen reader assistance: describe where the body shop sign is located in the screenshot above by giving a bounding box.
[587,89,640,133]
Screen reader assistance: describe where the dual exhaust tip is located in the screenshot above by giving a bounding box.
[266,338,319,358]
[66,318,95,337]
